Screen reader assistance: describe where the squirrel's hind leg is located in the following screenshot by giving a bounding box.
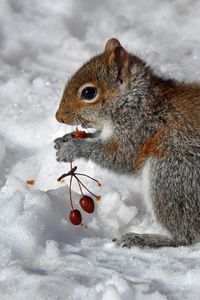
[113,233,190,248]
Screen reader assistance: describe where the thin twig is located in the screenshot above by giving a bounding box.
[57,166,77,182]
[74,174,98,198]
[75,173,101,186]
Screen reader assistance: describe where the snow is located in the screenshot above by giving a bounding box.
[1,0,200,299]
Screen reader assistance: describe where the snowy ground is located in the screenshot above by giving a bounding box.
[1,0,200,299]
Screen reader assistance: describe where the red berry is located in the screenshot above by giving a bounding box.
[69,209,82,225]
[72,130,88,139]
[79,196,94,213]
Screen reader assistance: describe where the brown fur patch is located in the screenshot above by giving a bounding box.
[106,138,119,154]
[135,128,165,170]
[172,83,200,131]
[152,80,200,132]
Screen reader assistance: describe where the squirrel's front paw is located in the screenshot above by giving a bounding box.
[56,139,82,162]
[54,133,74,150]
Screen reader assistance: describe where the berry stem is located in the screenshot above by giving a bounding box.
[69,174,74,210]
[75,173,101,186]
[74,174,98,198]
[76,176,84,196]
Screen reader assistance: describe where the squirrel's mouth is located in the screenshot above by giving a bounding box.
[77,115,96,129]
[56,111,96,129]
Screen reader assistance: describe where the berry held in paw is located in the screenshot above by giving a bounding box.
[72,129,88,139]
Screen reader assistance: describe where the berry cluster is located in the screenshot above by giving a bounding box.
[57,130,101,226]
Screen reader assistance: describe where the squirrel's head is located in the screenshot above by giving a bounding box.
[56,38,139,129]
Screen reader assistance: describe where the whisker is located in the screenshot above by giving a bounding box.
[78,115,88,129]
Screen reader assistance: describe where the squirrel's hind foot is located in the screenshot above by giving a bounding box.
[113,233,190,248]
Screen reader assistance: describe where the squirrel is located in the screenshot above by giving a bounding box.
[54,38,200,248]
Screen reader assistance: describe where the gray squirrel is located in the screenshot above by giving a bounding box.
[54,38,200,248]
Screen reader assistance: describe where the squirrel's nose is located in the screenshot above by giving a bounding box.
[56,111,65,123]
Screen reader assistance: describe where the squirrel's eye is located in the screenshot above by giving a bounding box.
[78,83,99,102]
[81,86,97,100]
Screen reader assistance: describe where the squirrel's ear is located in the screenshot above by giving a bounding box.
[104,38,121,52]
[108,45,131,82]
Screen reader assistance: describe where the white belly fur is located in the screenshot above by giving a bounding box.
[139,159,156,219]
